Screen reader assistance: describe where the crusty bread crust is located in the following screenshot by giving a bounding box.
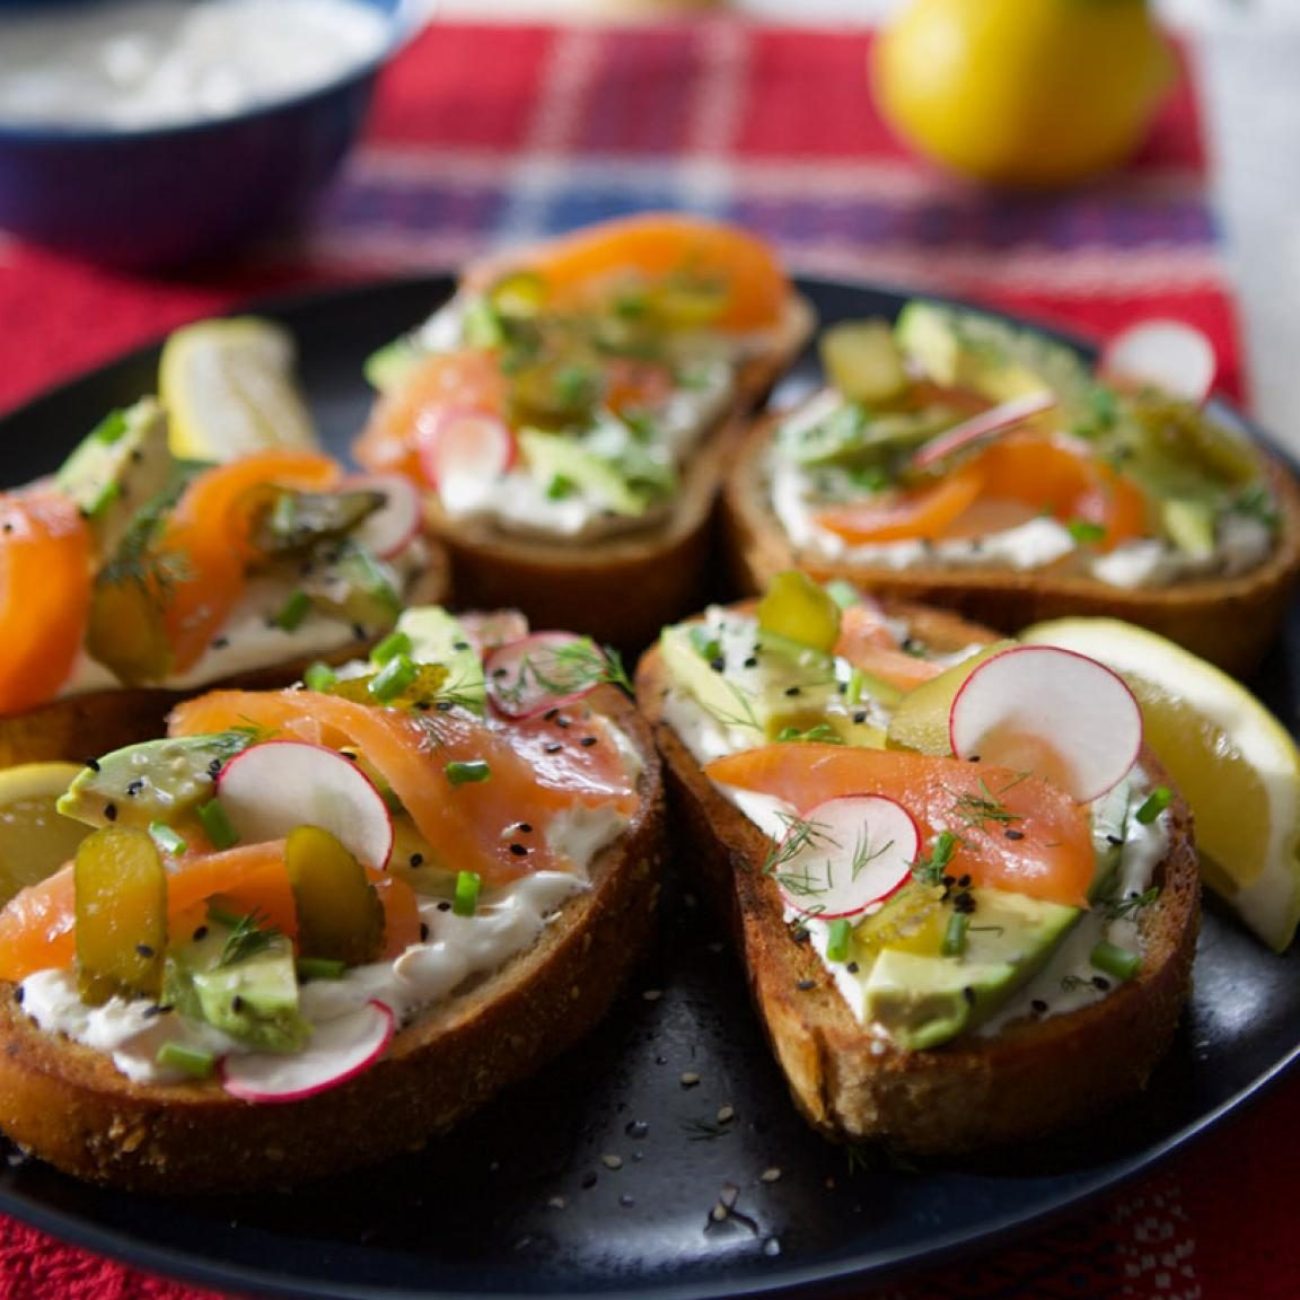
[0,552,451,766]
[424,298,815,651]
[723,407,1300,677]
[635,601,1201,1152]
[0,685,662,1192]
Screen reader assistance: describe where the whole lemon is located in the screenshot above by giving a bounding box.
[872,0,1175,188]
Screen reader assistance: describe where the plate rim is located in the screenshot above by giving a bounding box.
[0,270,1295,1300]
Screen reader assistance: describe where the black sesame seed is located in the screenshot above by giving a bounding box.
[211,635,230,650]
[1106,834,1123,847]
[1031,999,1049,1014]
[352,623,366,640]
[207,758,222,777]
[784,686,802,698]
[435,700,454,712]
[192,925,209,942]
[13,987,23,1005]
[962,986,976,1006]
[156,1004,173,1015]
[517,823,533,834]
[1,522,11,534]
[709,657,725,673]
[581,1172,598,1190]
[846,961,860,974]
[545,742,563,754]
[544,708,559,721]
[1004,828,1025,841]
[414,701,431,711]
[968,754,981,763]
[852,711,868,725]
[143,1004,162,1018]
[104,802,118,822]
[135,944,154,959]
[580,736,598,748]
[796,978,816,991]
[436,901,451,912]
[954,893,977,914]
[743,656,758,669]
[791,927,810,945]
[555,716,571,729]
[126,779,144,797]
[957,874,972,888]
[942,875,956,888]
[492,667,509,678]
[509,843,529,857]
[453,641,470,652]
[231,995,245,1013]
[409,852,424,867]
[419,923,430,942]
[1092,975,1111,992]
[85,757,101,772]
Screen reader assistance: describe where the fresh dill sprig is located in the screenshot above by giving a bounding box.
[761,811,834,878]
[849,828,894,882]
[1103,885,1160,920]
[499,637,632,706]
[912,830,960,886]
[775,723,845,745]
[97,489,192,596]
[952,778,1025,830]
[698,680,763,733]
[213,909,280,968]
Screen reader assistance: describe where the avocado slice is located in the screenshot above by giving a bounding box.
[56,398,175,559]
[1161,498,1217,558]
[895,301,1071,405]
[819,320,909,404]
[885,641,1015,755]
[395,606,485,712]
[56,731,256,830]
[164,922,309,1053]
[861,888,1080,1049]
[660,619,885,745]
[302,538,402,633]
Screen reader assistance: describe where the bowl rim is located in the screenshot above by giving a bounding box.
[0,0,433,144]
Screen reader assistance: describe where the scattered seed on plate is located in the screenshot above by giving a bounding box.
[546,1195,566,1210]
[680,1072,701,1087]
[716,1105,735,1123]
[601,1154,623,1170]
[642,988,663,1002]
[710,1204,728,1223]
[760,1167,782,1183]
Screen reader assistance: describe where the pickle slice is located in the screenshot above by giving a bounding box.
[87,577,172,684]
[74,826,167,1006]
[284,825,385,967]
[756,571,842,656]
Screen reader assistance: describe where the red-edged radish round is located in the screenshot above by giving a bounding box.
[948,645,1142,803]
[1101,320,1216,405]
[459,609,531,658]
[216,741,394,868]
[416,407,517,505]
[912,391,1057,470]
[485,632,607,719]
[347,473,422,558]
[773,794,919,920]
[221,1000,394,1103]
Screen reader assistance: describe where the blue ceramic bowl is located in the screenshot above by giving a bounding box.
[0,0,422,269]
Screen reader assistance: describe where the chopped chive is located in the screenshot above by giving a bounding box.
[371,629,412,666]
[453,870,482,917]
[1066,519,1108,545]
[155,1041,215,1079]
[825,918,853,963]
[148,821,187,856]
[941,911,969,958]
[369,652,417,701]
[825,579,860,610]
[297,957,346,981]
[846,667,866,707]
[1091,940,1141,983]
[206,902,244,929]
[304,661,337,692]
[197,798,239,850]
[273,589,311,632]
[688,625,723,663]
[1135,786,1172,825]
[546,473,577,500]
[445,759,491,786]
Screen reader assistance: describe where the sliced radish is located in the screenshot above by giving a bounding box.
[221,1000,394,1103]
[347,472,422,558]
[1100,320,1216,404]
[216,741,394,868]
[773,795,919,920]
[458,609,530,657]
[948,645,1142,803]
[416,407,517,509]
[912,390,1057,470]
[485,631,606,719]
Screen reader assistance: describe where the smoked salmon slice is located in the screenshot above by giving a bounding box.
[705,744,1096,907]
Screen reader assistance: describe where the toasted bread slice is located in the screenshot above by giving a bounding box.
[0,684,662,1192]
[424,299,814,651]
[0,557,450,767]
[723,409,1300,677]
[635,601,1200,1152]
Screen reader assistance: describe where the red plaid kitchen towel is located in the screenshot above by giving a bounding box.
[0,18,1288,1300]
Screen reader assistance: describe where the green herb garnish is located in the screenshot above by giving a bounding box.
[371,629,412,666]
[369,652,418,702]
[941,911,969,957]
[825,918,853,963]
[155,1041,215,1079]
[212,907,279,968]
[445,759,491,786]
[297,957,347,981]
[148,822,187,856]
[1135,786,1172,825]
[304,661,337,692]
[273,589,311,632]
[1091,940,1141,982]
[913,830,959,886]
[197,798,238,850]
[453,870,482,917]
[1066,519,1107,545]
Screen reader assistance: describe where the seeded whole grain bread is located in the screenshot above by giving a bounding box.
[0,555,451,766]
[722,407,1300,676]
[635,600,1200,1152]
[423,298,815,651]
[0,684,663,1193]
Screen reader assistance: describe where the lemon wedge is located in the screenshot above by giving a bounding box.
[1020,617,1300,951]
[160,317,318,461]
[0,762,91,909]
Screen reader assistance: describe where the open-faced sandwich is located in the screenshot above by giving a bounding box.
[0,397,446,765]
[354,213,814,647]
[0,605,662,1191]
[724,301,1300,674]
[636,572,1199,1152]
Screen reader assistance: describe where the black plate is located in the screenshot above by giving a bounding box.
[2,276,1298,1300]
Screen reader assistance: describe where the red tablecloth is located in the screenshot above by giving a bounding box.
[0,18,1291,1300]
